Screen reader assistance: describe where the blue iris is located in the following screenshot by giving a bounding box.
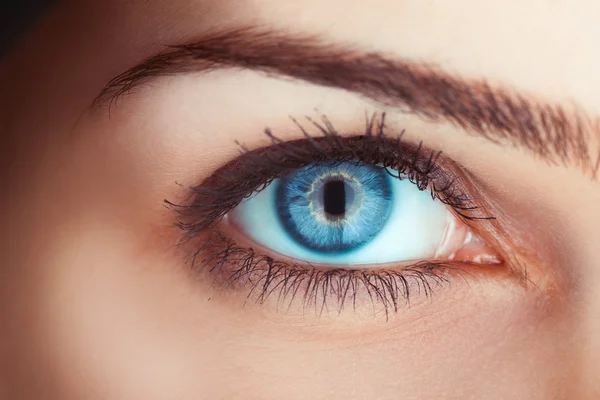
[230,161,449,265]
[276,162,392,253]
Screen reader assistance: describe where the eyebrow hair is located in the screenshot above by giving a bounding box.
[97,27,600,179]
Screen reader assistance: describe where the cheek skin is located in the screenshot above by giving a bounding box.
[21,228,575,400]
[30,231,227,399]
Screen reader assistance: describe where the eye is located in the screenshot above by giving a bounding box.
[229,161,458,265]
[169,113,507,313]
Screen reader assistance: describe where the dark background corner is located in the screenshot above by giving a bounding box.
[1,0,58,57]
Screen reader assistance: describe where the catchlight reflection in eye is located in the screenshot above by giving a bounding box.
[228,161,496,266]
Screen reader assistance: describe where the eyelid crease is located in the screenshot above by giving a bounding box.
[97,26,600,180]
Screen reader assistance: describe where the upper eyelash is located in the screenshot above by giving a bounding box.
[165,112,496,316]
[167,112,493,241]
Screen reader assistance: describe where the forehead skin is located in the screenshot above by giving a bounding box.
[3,0,600,128]
[2,0,600,399]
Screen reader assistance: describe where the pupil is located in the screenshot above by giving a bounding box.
[323,180,346,216]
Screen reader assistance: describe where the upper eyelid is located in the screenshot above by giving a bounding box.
[95,26,600,180]
[166,114,494,243]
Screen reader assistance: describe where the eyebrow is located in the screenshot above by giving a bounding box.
[97,27,600,179]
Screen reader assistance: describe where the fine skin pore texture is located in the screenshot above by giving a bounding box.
[2,1,600,399]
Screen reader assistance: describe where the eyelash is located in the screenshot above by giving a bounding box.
[166,113,496,317]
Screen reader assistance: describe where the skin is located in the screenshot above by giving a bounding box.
[1,0,599,399]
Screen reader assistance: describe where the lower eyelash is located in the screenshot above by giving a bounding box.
[190,232,467,319]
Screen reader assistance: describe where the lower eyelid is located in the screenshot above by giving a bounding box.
[179,222,516,317]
